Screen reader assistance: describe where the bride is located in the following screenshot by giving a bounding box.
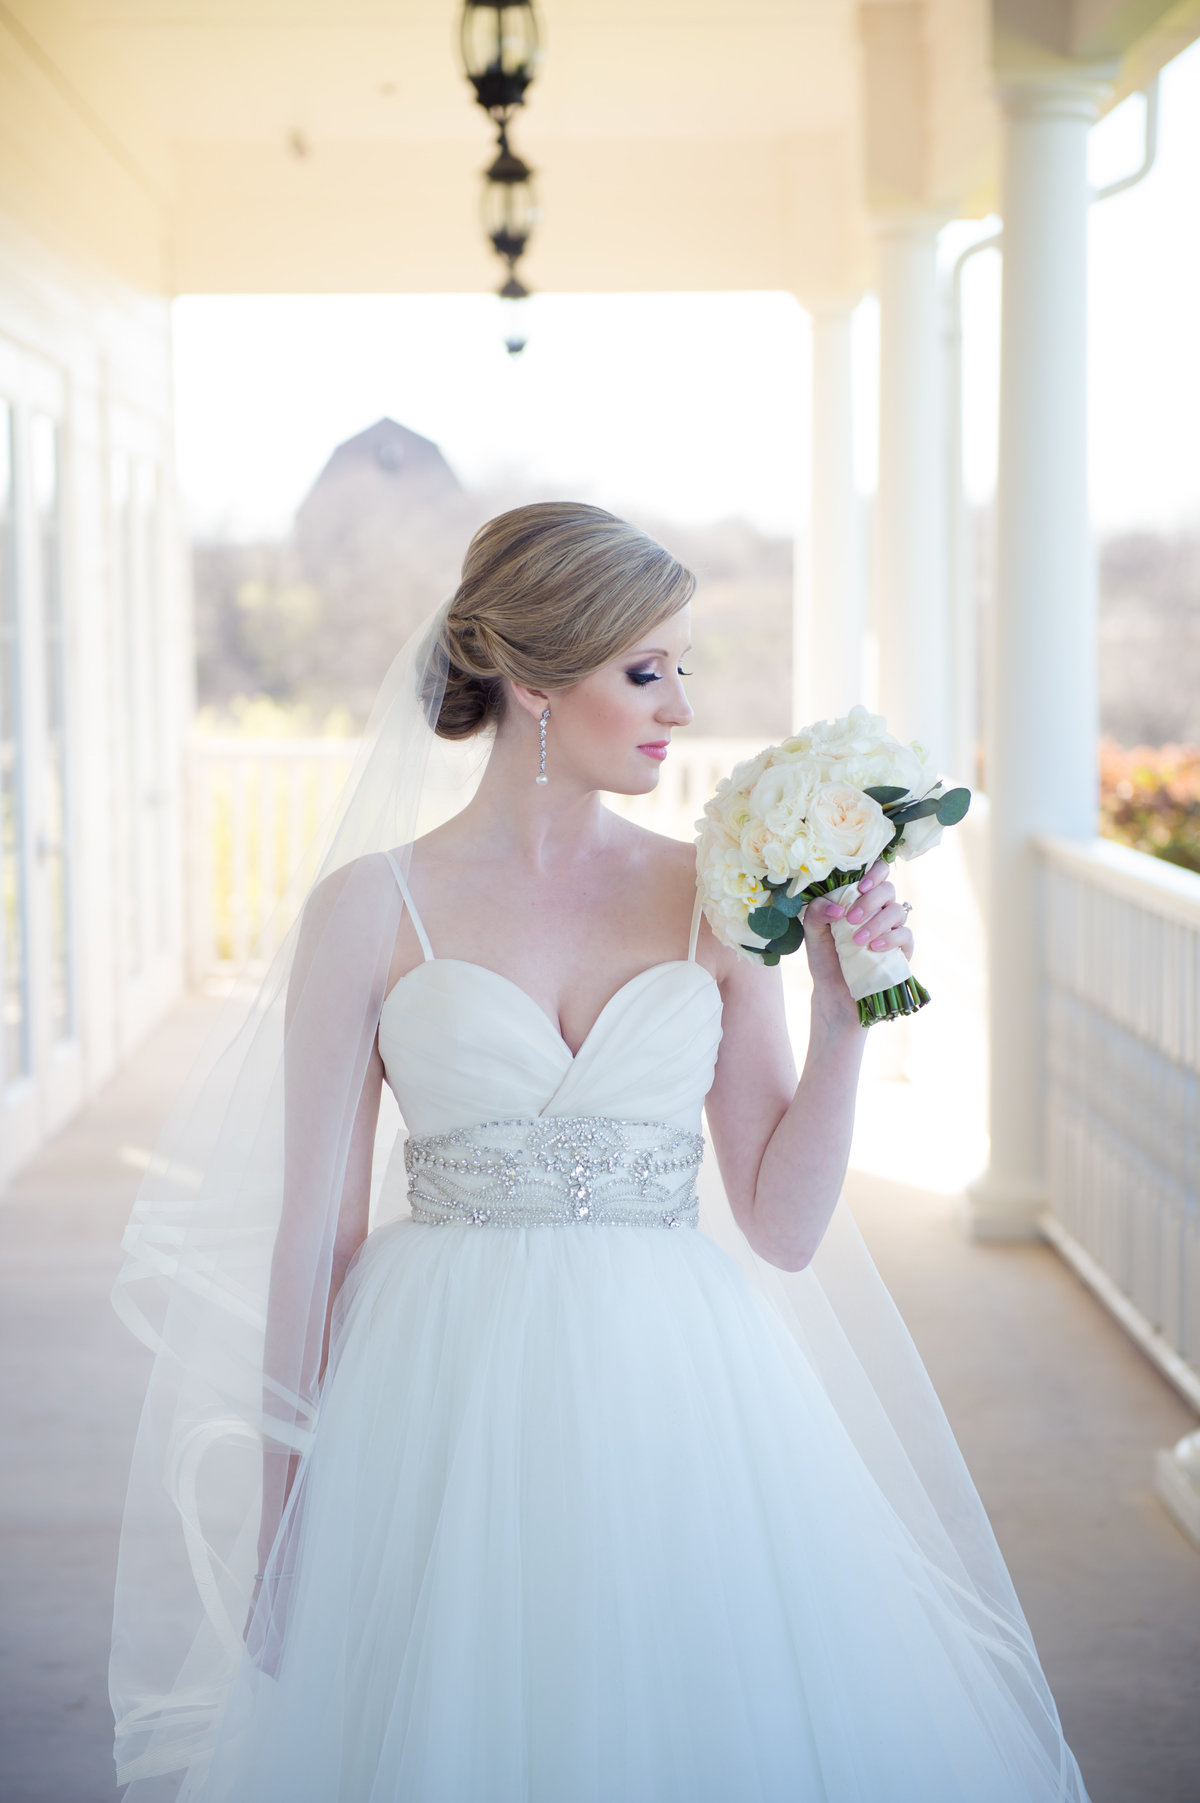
[111,502,1089,1801]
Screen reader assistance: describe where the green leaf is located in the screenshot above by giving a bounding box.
[747,905,789,940]
[760,950,781,966]
[863,785,910,806]
[891,797,942,825]
[772,889,806,917]
[935,786,971,826]
[770,915,805,955]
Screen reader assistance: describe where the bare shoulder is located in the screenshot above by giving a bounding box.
[605,813,696,891]
[298,850,402,951]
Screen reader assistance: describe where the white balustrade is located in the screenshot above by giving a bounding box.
[1038,835,1200,1410]
[185,738,360,981]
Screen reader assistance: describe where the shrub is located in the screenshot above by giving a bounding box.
[1099,739,1200,875]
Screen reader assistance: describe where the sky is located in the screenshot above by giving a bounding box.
[173,37,1200,546]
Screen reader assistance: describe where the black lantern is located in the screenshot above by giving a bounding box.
[498,274,530,356]
[460,0,540,124]
[482,133,539,266]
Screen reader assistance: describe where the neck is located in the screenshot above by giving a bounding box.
[453,721,615,872]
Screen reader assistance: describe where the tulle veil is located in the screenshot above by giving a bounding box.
[109,599,1085,1800]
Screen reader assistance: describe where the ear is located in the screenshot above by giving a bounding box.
[507,679,550,724]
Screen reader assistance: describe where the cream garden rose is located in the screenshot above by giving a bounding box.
[805,783,894,875]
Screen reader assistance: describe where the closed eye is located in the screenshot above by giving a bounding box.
[627,666,693,686]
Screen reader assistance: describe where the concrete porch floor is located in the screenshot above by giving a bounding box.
[1,995,1198,1803]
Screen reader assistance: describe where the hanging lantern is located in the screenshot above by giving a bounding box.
[460,0,540,124]
[498,274,530,356]
[482,134,539,266]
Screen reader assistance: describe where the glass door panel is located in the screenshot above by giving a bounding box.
[32,413,71,1044]
[0,400,29,1086]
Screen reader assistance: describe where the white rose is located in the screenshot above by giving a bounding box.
[748,759,818,840]
[833,742,929,798]
[795,708,940,803]
[804,705,889,761]
[895,810,944,861]
[806,782,893,871]
[704,791,749,844]
[726,744,781,795]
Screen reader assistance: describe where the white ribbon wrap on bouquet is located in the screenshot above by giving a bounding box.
[807,879,913,1003]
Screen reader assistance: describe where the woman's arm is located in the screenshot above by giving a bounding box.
[703,859,913,1271]
[255,857,397,1584]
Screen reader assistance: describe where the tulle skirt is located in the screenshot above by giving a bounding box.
[194,1218,1079,1803]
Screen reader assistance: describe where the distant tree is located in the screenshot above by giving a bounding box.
[1099,530,1200,746]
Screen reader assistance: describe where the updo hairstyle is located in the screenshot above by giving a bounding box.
[431,502,695,741]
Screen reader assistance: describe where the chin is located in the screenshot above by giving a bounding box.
[601,760,662,798]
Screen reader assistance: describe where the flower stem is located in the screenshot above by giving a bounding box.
[856,976,931,1028]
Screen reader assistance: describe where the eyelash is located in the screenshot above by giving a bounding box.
[627,666,692,686]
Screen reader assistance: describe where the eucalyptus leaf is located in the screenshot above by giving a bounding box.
[747,904,789,940]
[772,889,807,917]
[891,797,942,825]
[863,785,909,806]
[761,950,781,967]
[771,915,805,955]
[935,786,971,825]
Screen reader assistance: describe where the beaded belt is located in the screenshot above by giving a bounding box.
[404,1115,704,1229]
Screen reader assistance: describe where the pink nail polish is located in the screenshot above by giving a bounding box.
[870,937,887,950]
[854,928,870,944]
[847,907,864,922]
[827,905,844,918]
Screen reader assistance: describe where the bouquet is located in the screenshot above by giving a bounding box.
[695,706,970,1026]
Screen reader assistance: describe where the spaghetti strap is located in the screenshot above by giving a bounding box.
[687,888,704,962]
[383,849,435,963]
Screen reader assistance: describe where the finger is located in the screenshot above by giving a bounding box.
[846,881,895,926]
[856,858,889,894]
[853,900,907,947]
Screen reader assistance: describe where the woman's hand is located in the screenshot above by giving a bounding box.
[802,859,914,1025]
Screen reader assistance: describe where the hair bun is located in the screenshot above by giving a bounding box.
[432,607,504,740]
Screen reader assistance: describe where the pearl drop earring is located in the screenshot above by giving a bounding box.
[536,707,549,785]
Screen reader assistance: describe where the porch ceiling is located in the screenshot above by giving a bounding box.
[1,0,1196,300]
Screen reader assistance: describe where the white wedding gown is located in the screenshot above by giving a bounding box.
[193,861,1086,1803]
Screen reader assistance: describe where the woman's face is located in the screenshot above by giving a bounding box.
[528,605,694,795]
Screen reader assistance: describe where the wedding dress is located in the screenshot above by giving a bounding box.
[187,854,1088,1803]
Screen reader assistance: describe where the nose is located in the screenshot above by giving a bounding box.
[657,674,693,729]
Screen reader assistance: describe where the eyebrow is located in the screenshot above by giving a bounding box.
[626,646,692,659]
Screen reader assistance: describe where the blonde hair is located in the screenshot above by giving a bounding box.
[431,502,695,740]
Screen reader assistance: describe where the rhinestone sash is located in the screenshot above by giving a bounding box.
[404,1116,705,1229]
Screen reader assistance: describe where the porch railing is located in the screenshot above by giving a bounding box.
[185,738,360,979]
[185,735,758,981]
[1039,835,1200,1408]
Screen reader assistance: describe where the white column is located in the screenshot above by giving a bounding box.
[874,220,949,765]
[800,309,861,723]
[965,74,1106,1239]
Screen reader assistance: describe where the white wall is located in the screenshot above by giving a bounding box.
[0,216,188,1185]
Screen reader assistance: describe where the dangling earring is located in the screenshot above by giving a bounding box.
[536,707,549,785]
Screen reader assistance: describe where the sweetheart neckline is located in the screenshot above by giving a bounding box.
[379,957,720,1064]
